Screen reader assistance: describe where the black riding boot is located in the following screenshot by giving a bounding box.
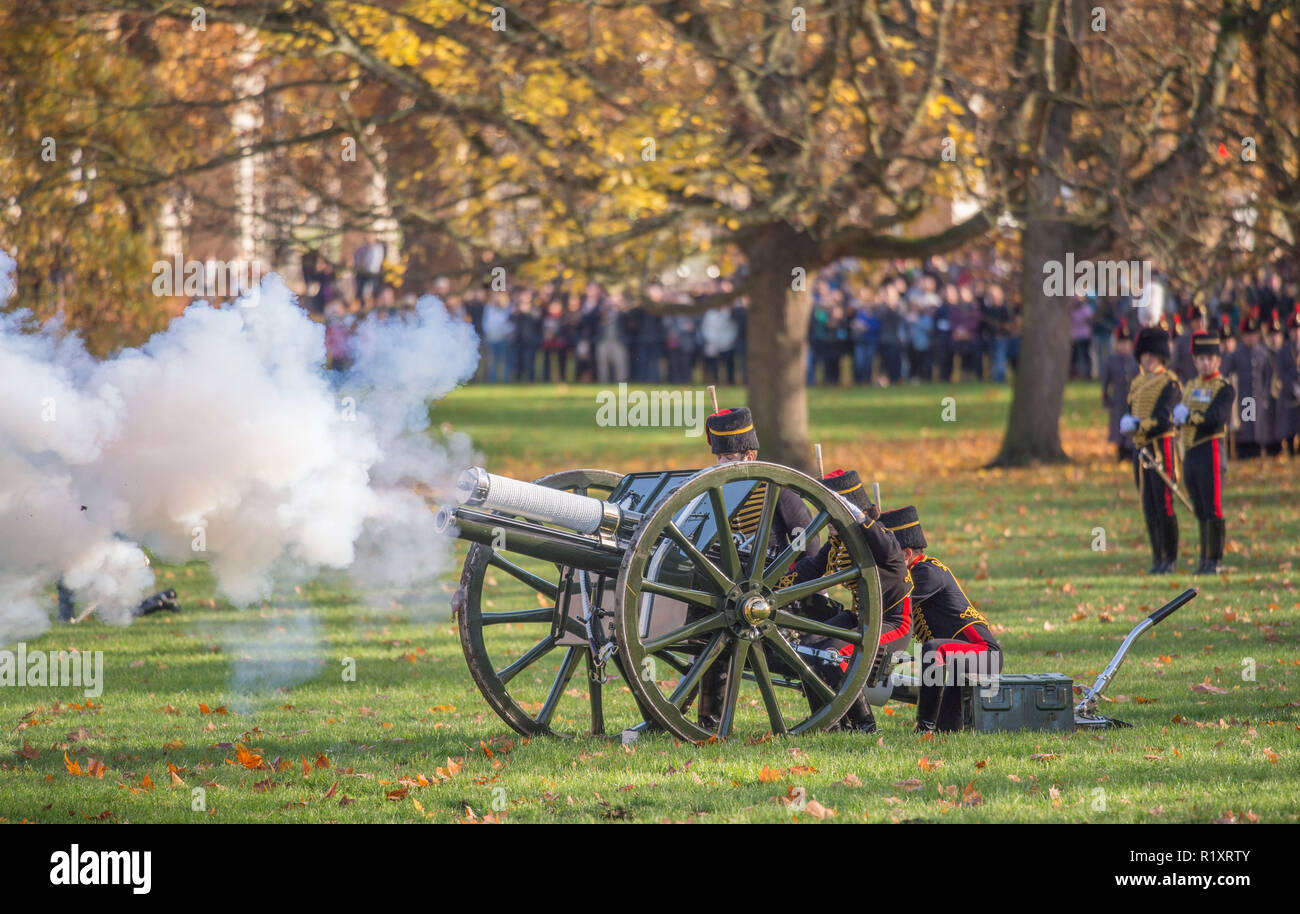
[1194,519,1209,575]
[697,662,727,732]
[1162,515,1179,573]
[842,692,878,733]
[936,683,966,732]
[1204,518,1225,574]
[1145,510,1164,574]
[915,682,942,733]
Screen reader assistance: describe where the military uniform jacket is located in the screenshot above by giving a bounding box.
[1224,344,1274,444]
[1181,373,1234,450]
[1127,367,1181,448]
[787,516,912,647]
[908,554,998,649]
[1271,339,1299,439]
[1100,352,1139,444]
[732,483,818,561]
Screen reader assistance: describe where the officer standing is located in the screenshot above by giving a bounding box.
[1101,323,1139,461]
[1173,332,1234,575]
[1121,326,1182,574]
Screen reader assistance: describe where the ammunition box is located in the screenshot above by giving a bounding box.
[965,672,1075,732]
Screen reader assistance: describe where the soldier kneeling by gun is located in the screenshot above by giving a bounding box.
[779,470,914,733]
[880,506,1001,733]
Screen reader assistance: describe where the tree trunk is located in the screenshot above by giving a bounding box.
[745,224,819,473]
[990,1,1084,468]
[990,217,1073,466]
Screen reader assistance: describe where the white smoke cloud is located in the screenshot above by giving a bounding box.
[0,251,479,645]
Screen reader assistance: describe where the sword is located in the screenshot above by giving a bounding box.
[1138,444,1195,513]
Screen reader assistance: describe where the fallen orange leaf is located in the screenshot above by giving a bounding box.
[64,753,83,776]
[235,743,266,770]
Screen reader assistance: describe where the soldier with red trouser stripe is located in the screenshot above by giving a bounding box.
[1174,331,1234,575]
[784,469,913,733]
[880,506,1002,733]
[1121,326,1183,574]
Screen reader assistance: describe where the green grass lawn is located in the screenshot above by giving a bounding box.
[2,382,1296,823]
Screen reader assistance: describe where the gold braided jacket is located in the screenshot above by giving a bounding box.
[1128,368,1179,447]
[1181,374,1230,450]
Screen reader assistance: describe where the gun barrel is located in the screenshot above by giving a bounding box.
[456,467,621,539]
[436,505,623,573]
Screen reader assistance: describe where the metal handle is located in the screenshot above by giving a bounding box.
[1147,587,1197,625]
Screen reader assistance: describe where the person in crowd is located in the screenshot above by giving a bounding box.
[1069,296,1094,379]
[850,286,880,385]
[877,283,906,385]
[351,233,386,306]
[324,297,354,373]
[701,300,739,384]
[952,283,982,381]
[981,283,1012,383]
[1101,322,1140,461]
[932,283,956,383]
[1171,305,1204,384]
[1224,312,1273,459]
[1275,307,1300,457]
[905,297,933,382]
[731,296,749,383]
[1090,295,1119,378]
[512,289,542,382]
[631,285,667,382]
[482,290,515,383]
[539,297,569,381]
[595,289,630,383]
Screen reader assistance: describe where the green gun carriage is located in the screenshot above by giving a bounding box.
[437,461,884,742]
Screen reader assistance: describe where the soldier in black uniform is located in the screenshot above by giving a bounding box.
[1171,305,1203,384]
[779,469,914,733]
[696,407,817,731]
[1121,326,1182,574]
[1173,331,1234,575]
[1101,322,1139,461]
[879,506,1000,733]
[1278,308,1300,457]
[1224,312,1273,459]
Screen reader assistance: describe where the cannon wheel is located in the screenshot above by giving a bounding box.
[615,461,883,742]
[454,468,627,737]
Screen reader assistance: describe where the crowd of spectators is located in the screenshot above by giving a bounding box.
[298,239,1297,386]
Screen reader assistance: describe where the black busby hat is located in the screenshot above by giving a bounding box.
[1191,330,1221,357]
[1182,305,1204,326]
[1288,306,1300,331]
[822,469,870,511]
[880,505,927,550]
[705,407,760,454]
[1265,310,1285,334]
[1134,326,1171,362]
[1114,321,1133,342]
[1239,311,1261,335]
[1218,314,1234,339]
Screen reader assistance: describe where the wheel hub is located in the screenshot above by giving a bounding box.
[740,594,773,625]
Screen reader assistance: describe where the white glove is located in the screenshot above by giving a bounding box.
[1119,415,1139,435]
[1172,403,1190,425]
